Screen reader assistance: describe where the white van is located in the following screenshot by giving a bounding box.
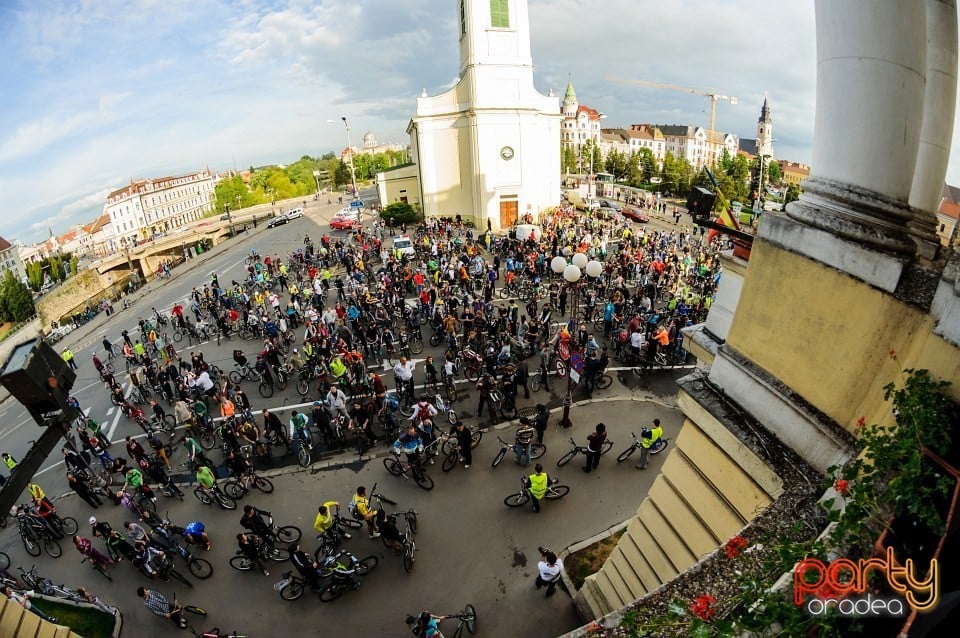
[513,224,542,242]
[392,235,416,257]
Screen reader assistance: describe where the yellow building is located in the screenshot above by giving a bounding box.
[778,159,810,187]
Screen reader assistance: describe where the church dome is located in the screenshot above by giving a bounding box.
[362,131,377,148]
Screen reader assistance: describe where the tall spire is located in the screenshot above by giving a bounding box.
[563,74,577,104]
[759,94,771,123]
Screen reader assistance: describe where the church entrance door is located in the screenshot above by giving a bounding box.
[499,201,518,228]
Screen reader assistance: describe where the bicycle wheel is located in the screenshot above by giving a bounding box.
[596,374,613,390]
[530,444,546,459]
[267,547,290,562]
[184,604,207,616]
[173,331,183,343]
[406,511,419,535]
[413,470,434,491]
[258,382,274,398]
[188,557,213,579]
[194,488,213,505]
[545,484,570,500]
[464,365,480,383]
[139,495,157,514]
[383,457,403,476]
[229,555,253,571]
[338,517,363,530]
[228,370,244,384]
[169,568,193,588]
[253,476,274,493]
[600,440,614,455]
[198,431,216,450]
[465,604,477,633]
[616,445,638,462]
[276,525,301,543]
[491,447,507,468]
[43,537,63,558]
[504,492,529,507]
[0,551,8,570]
[224,480,245,500]
[556,449,578,467]
[22,532,41,557]
[530,375,542,392]
[441,450,459,472]
[444,382,457,403]
[409,339,423,355]
[297,445,311,468]
[215,491,237,510]
[296,379,309,395]
[319,582,345,602]
[403,544,415,573]
[95,563,113,581]
[275,373,288,391]
[57,516,78,536]
[471,431,483,448]
[355,555,378,575]
[281,580,304,600]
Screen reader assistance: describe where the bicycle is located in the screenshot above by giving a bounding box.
[289,432,313,468]
[170,594,208,631]
[193,484,237,510]
[408,604,477,638]
[383,453,435,490]
[385,509,418,573]
[490,435,546,468]
[316,550,378,602]
[195,629,249,638]
[504,474,570,508]
[313,504,363,552]
[79,554,113,581]
[529,364,550,392]
[615,428,669,461]
[440,430,483,473]
[229,542,290,571]
[223,471,275,499]
[555,436,614,467]
[16,511,62,558]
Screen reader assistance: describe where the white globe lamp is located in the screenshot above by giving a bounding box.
[563,264,582,283]
[571,252,588,269]
[585,260,603,278]
[551,256,567,274]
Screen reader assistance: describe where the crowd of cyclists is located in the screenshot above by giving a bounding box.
[7,196,726,632]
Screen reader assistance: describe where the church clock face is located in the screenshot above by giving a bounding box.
[500,146,515,161]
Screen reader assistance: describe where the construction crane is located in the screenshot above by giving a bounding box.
[606,77,737,138]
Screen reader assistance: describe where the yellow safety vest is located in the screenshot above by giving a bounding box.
[528,473,548,499]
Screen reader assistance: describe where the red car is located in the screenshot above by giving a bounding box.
[622,206,650,223]
[330,216,359,230]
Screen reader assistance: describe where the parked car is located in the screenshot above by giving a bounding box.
[331,215,360,230]
[392,235,416,257]
[285,208,304,220]
[602,199,622,212]
[621,206,650,223]
[267,215,289,228]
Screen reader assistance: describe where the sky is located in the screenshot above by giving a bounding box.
[0,0,952,244]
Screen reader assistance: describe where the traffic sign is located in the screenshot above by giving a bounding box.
[570,352,585,374]
[350,200,364,208]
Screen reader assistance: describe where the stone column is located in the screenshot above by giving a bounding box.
[909,0,958,258]
[773,0,928,290]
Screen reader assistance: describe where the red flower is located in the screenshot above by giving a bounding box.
[724,535,748,559]
[834,479,850,496]
[855,416,866,430]
[690,594,717,621]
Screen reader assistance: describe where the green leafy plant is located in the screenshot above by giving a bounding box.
[826,365,955,552]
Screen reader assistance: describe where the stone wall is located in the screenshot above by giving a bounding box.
[36,269,126,329]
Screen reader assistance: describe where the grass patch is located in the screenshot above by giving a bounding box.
[566,529,625,590]
[30,598,115,638]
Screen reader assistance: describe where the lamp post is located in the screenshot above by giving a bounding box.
[550,252,603,429]
[330,116,361,226]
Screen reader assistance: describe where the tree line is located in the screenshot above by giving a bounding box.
[213,149,409,214]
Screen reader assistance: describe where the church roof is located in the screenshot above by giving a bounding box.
[0,236,11,252]
[563,81,577,104]
[759,97,772,124]
[739,138,758,156]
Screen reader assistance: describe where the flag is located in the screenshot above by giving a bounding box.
[708,208,741,241]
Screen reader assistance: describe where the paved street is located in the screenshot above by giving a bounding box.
[0,193,694,637]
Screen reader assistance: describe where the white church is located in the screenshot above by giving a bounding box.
[376,0,561,230]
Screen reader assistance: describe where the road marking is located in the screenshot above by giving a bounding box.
[106,406,123,441]
[0,416,33,442]
[106,407,115,416]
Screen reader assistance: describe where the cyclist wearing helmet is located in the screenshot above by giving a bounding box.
[182,521,211,550]
[287,348,304,371]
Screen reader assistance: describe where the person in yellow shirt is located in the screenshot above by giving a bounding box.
[29,483,54,510]
[352,486,379,539]
[313,501,351,542]
[62,349,77,370]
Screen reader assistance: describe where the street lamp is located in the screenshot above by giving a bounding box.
[329,116,361,226]
[550,252,603,429]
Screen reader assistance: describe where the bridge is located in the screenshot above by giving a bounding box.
[94,207,279,278]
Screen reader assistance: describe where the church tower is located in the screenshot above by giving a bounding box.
[562,80,578,118]
[756,97,774,158]
[405,0,561,230]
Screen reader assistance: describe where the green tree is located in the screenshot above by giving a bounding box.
[25,261,43,292]
[333,161,352,188]
[637,148,656,183]
[0,270,35,321]
[381,201,418,225]
[766,159,781,184]
[321,152,336,161]
[69,256,79,277]
[561,145,577,175]
[604,149,629,181]
[48,256,65,282]
[785,183,800,205]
